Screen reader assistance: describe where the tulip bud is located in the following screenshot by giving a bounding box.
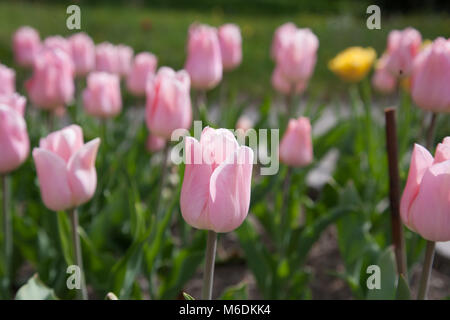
[0,64,15,96]
[44,35,71,57]
[33,125,100,212]
[13,26,41,67]
[180,127,254,233]
[0,93,26,117]
[69,32,95,76]
[400,138,450,241]
[146,67,192,139]
[328,47,376,83]
[117,44,134,77]
[146,134,166,153]
[0,104,29,174]
[185,23,223,90]
[218,24,242,71]
[83,72,122,118]
[279,117,313,167]
[126,52,158,96]
[410,37,450,113]
[26,48,75,110]
[95,42,120,74]
[271,66,307,95]
[385,27,422,77]
[372,53,397,94]
[271,22,297,61]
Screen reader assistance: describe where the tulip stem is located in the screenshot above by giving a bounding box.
[1,175,12,296]
[425,113,437,150]
[202,230,217,300]
[417,240,435,300]
[280,166,293,252]
[155,144,170,216]
[69,208,88,300]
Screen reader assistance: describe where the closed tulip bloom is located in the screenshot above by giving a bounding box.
[236,115,253,133]
[0,93,26,117]
[271,22,297,61]
[83,72,122,118]
[400,139,450,241]
[117,44,133,77]
[372,53,397,94]
[180,127,254,233]
[0,104,29,174]
[276,28,319,83]
[280,117,313,167]
[146,134,166,153]
[33,125,101,212]
[185,24,223,90]
[44,35,71,56]
[26,48,75,110]
[385,27,422,77]
[0,64,15,95]
[126,52,158,96]
[69,32,95,76]
[146,67,192,139]
[95,42,119,74]
[218,24,242,71]
[13,26,41,67]
[329,47,376,82]
[410,38,450,113]
[271,66,307,95]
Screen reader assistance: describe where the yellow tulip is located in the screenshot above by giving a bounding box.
[328,47,376,82]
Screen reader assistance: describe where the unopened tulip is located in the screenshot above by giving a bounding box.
[0,64,15,96]
[33,125,100,212]
[279,117,313,167]
[69,33,95,76]
[218,24,242,71]
[410,37,450,113]
[12,26,41,67]
[236,115,253,133]
[95,42,119,74]
[276,28,319,83]
[271,22,297,61]
[385,27,422,77]
[44,35,71,56]
[180,127,254,233]
[83,72,122,118]
[26,48,75,110]
[372,53,397,94]
[271,66,307,95]
[185,24,223,90]
[126,52,158,96]
[400,138,450,241]
[117,45,133,77]
[0,104,29,174]
[328,46,376,82]
[146,134,166,153]
[0,93,26,117]
[146,67,192,139]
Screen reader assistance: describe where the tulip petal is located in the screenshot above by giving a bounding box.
[40,124,84,163]
[434,142,450,164]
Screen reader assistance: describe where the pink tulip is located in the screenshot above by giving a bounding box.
[146,67,192,139]
[117,44,133,77]
[83,72,122,118]
[410,37,450,113]
[372,53,397,94]
[279,117,313,167]
[44,36,71,56]
[95,42,119,74]
[33,125,101,212]
[26,48,75,110]
[69,33,95,76]
[146,134,166,153]
[12,26,41,67]
[185,24,223,90]
[0,64,15,95]
[271,66,307,95]
[126,52,158,96]
[180,127,254,233]
[271,22,297,61]
[236,115,253,133]
[0,104,29,174]
[385,27,422,77]
[218,24,242,71]
[276,28,319,83]
[0,93,26,117]
[400,138,450,241]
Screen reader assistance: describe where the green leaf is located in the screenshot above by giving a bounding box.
[395,274,411,300]
[56,211,74,266]
[15,274,59,300]
[366,246,397,300]
[183,292,195,300]
[219,282,248,300]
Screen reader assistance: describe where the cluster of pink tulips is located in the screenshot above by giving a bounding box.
[0,18,449,301]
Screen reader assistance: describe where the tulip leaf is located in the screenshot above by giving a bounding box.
[15,274,58,300]
[395,274,411,300]
[366,246,397,300]
[183,292,195,300]
[219,282,248,300]
[56,211,74,266]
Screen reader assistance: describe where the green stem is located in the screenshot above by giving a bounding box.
[69,208,88,300]
[280,166,293,252]
[2,175,11,296]
[202,230,217,300]
[417,240,435,300]
[154,144,170,217]
[425,113,437,150]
